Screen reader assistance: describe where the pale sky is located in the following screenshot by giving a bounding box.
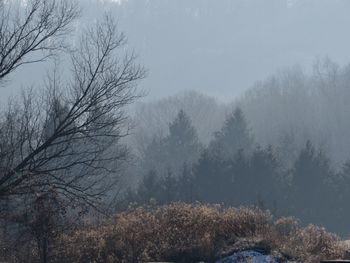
[2,0,350,103]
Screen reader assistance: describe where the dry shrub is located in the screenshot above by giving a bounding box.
[54,207,159,263]
[286,224,343,263]
[154,203,222,261]
[268,217,345,263]
[52,203,347,263]
[221,207,273,238]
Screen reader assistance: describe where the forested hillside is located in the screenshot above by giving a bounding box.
[128,60,350,235]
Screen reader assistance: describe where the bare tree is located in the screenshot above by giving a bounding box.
[0,1,80,260]
[0,12,145,262]
[0,0,79,81]
[0,1,145,260]
[0,14,145,204]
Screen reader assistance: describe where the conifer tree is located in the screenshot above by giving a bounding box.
[292,140,333,224]
[210,107,254,159]
[177,163,195,202]
[165,110,202,169]
[141,110,202,176]
[193,149,232,203]
[137,170,161,204]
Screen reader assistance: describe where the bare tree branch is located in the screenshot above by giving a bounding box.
[0,0,79,81]
[0,15,145,208]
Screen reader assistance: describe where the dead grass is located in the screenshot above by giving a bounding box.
[52,203,347,263]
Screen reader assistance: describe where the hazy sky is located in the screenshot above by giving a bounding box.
[3,0,350,103]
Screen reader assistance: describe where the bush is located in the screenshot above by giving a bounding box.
[51,203,346,263]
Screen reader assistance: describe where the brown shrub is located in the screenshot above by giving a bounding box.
[51,203,347,263]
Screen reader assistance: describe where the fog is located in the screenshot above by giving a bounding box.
[3,1,350,261]
[4,0,350,101]
[100,0,350,100]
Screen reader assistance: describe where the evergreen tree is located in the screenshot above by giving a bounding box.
[230,149,251,206]
[331,160,350,233]
[230,149,251,205]
[137,170,162,204]
[230,146,282,211]
[291,140,333,224]
[160,168,178,203]
[141,136,166,173]
[193,149,232,203]
[165,110,202,170]
[210,107,254,159]
[141,110,202,176]
[177,163,195,203]
[248,146,281,210]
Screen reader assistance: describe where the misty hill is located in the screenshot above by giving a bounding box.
[131,58,350,166]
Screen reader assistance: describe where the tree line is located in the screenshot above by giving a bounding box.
[125,107,350,235]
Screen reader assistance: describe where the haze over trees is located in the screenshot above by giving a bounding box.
[127,59,350,236]
[3,0,350,262]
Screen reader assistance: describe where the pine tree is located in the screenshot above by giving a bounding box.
[137,170,162,204]
[160,168,178,203]
[177,163,195,203]
[141,136,166,173]
[193,149,232,203]
[248,145,281,210]
[291,140,333,224]
[230,149,250,205]
[165,109,202,170]
[210,107,254,159]
[142,110,202,176]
